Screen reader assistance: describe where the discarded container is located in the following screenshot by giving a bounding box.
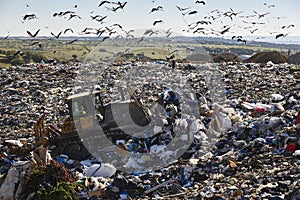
[120,191,129,200]
[254,106,267,112]
[4,140,23,147]
[285,144,297,152]
[83,163,116,178]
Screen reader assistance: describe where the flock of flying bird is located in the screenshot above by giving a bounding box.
[5,0,296,52]
[174,2,294,43]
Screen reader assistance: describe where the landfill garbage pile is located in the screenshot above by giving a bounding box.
[245,51,288,64]
[288,52,300,65]
[211,53,243,63]
[0,63,78,140]
[184,53,214,63]
[0,60,300,199]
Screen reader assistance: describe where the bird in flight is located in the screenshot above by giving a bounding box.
[105,26,116,34]
[223,8,243,20]
[249,28,258,34]
[68,14,82,20]
[231,35,246,44]
[102,36,110,41]
[253,11,270,19]
[237,38,246,44]
[117,1,127,9]
[282,24,295,29]
[275,32,291,39]
[137,36,145,46]
[66,39,78,44]
[27,29,40,38]
[51,31,62,38]
[264,3,275,8]
[189,20,211,29]
[23,14,37,21]
[64,28,74,34]
[111,23,123,29]
[123,29,134,35]
[165,28,172,37]
[95,29,106,37]
[144,29,160,36]
[232,35,242,40]
[166,32,172,37]
[150,5,163,13]
[193,28,206,34]
[99,0,111,7]
[229,8,243,17]
[153,19,164,26]
[187,10,198,15]
[108,1,127,12]
[195,1,205,5]
[12,51,24,58]
[81,27,94,33]
[31,41,42,48]
[220,27,230,35]
[53,12,63,17]
[53,11,75,17]
[122,29,134,39]
[176,5,191,12]
[91,15,107,23]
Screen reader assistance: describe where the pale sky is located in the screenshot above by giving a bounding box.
[0,0,299,40]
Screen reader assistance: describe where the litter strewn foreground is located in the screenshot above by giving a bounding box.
[0,61,300,199]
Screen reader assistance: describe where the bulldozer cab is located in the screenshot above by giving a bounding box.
[63,86,151,135]
[66,91,103,119]
[63,91,103,134]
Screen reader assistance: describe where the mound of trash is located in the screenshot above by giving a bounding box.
[288,52,300,64]
[245,51,288,64]
[211,53,242,63]
[0,61,300,200]
[185,53,213,62]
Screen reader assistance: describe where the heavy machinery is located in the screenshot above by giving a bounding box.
[34,86,152,160]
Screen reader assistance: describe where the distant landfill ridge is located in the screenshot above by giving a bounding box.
[2,36,300,50]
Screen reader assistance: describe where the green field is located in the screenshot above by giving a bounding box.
[0,37,292,65]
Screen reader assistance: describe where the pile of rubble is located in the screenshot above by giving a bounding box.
[211,53,243,63]
[288,52,300,65]
[0,60,299,199]
[245,51,288,64]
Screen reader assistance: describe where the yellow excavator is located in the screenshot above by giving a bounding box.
[34,86,151,160]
